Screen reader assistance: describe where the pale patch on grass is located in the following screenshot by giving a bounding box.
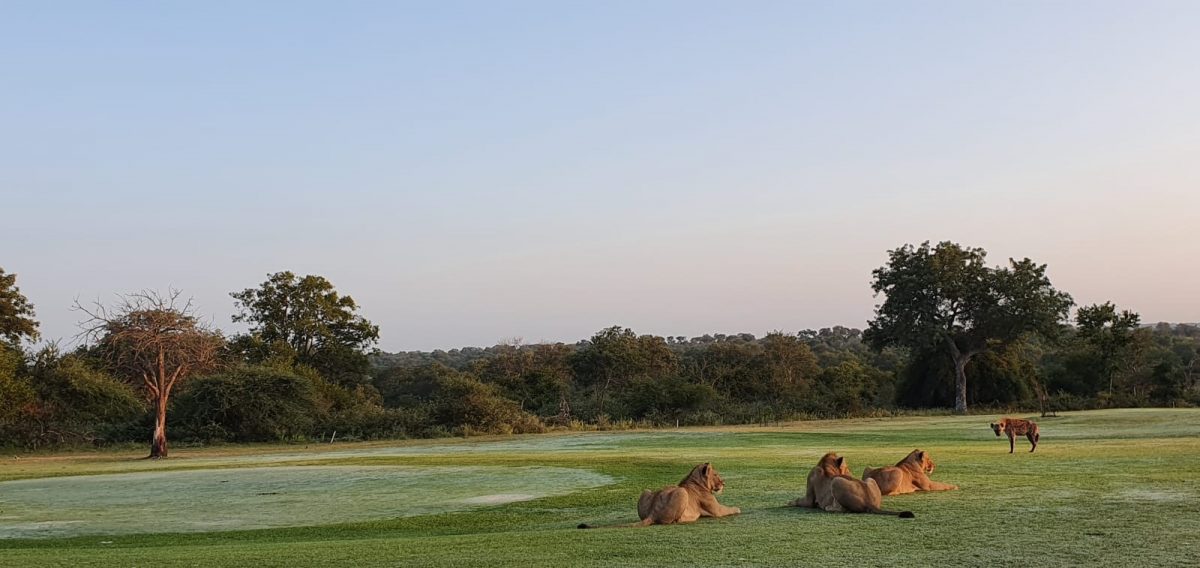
[461,494,539,504]
[0,465,612,539]
[1118,488,1192,502]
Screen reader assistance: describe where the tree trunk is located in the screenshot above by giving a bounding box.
[945,337,980,414]
[597,371,612,416]
[556,393,571,425]
[150,396,168,459]
[953,354,969,414]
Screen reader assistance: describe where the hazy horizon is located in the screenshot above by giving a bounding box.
[4,2,1198,351]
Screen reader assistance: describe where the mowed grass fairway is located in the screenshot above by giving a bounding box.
[2,409,1199,567]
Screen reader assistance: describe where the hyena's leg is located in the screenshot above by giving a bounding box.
[1008,432,1015,454]
[1028,431,1038,453]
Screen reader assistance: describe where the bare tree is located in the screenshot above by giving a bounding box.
[77,290,222,458]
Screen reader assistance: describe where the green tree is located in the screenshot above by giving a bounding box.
[572,326,677,417]
[470,342,573,417]
[373,362,453,408]
[231,271,380,384]
[0,267,39,345]
[1075,302,1143,394]
[759,332,820,398]
[680,339,757,394]
[816,360,892,414]
[864,242,1073,413]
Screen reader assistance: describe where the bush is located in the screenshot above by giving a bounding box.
[174,364,320,442]
[620,376,717,420]
[432,374,546,435]
[2,347,143,448]
[323,401,431,441]
[0,345,36,443]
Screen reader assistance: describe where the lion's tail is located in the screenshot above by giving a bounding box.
[866,508,916,518]
[577,518,652,529]
[864,477,914,518]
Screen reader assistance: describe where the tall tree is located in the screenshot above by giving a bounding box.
[864,241,1073,413]
[231,271,379,384]
[760,332,820,392]
[0,267,39,345]
[1075,302,1143,394]
[79,291,222,458]
[471,342,573,416]
[572,326,677,416]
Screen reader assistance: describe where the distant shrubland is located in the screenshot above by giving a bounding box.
[2,243,1198,450]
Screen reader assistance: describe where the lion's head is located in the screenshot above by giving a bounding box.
[903,449,935,473]
[682,462,725,494]
[817,452,852,478]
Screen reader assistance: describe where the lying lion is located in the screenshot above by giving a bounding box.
[788,452,914,518]
[578,462,740,528]
[862,449,958,496]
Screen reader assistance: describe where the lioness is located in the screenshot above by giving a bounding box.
[578,462,740,528]
[788,453,914,518]
[991,417,1039,453]
[862,449,958,496]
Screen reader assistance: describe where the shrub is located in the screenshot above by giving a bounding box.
[173,363,320,442]
[432,374,546,435]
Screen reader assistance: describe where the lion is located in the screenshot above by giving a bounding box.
[991,417,1040,453]
[788,452,914,518]
[578,462,740,528]
[862,449,958,496]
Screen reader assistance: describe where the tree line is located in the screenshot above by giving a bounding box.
[2,242,1198,455]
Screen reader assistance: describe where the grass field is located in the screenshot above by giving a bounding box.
[2,408,1199,567]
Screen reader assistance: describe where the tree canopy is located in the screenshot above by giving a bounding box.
[79,291,223,458]
[864,241,1073,412]
[0,267,39,345]
[1075,302,1145,394]
[231,271,379,384]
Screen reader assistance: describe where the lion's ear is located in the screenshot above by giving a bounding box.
[700,463,710,474]
[835,456,845,468]
[916,450,925,460]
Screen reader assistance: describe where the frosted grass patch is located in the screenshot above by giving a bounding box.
[1118,488,1192,502]
[152,432,727,470]
[0,465,612,539]
[246,431,714,460]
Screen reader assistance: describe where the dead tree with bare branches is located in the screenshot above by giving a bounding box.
[77,290,222,458]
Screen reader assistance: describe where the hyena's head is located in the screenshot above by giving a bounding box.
[990,422,1005,437]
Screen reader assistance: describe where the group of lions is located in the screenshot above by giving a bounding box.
[580,417,1037,528]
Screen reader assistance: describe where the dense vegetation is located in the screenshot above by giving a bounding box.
[1,243,1198,449]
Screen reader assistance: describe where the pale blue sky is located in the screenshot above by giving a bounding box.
[3,1,1198,350]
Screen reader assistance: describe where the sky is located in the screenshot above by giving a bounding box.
[3,1,1198,351]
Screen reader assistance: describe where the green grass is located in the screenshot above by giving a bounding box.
[2,409,1199,567]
